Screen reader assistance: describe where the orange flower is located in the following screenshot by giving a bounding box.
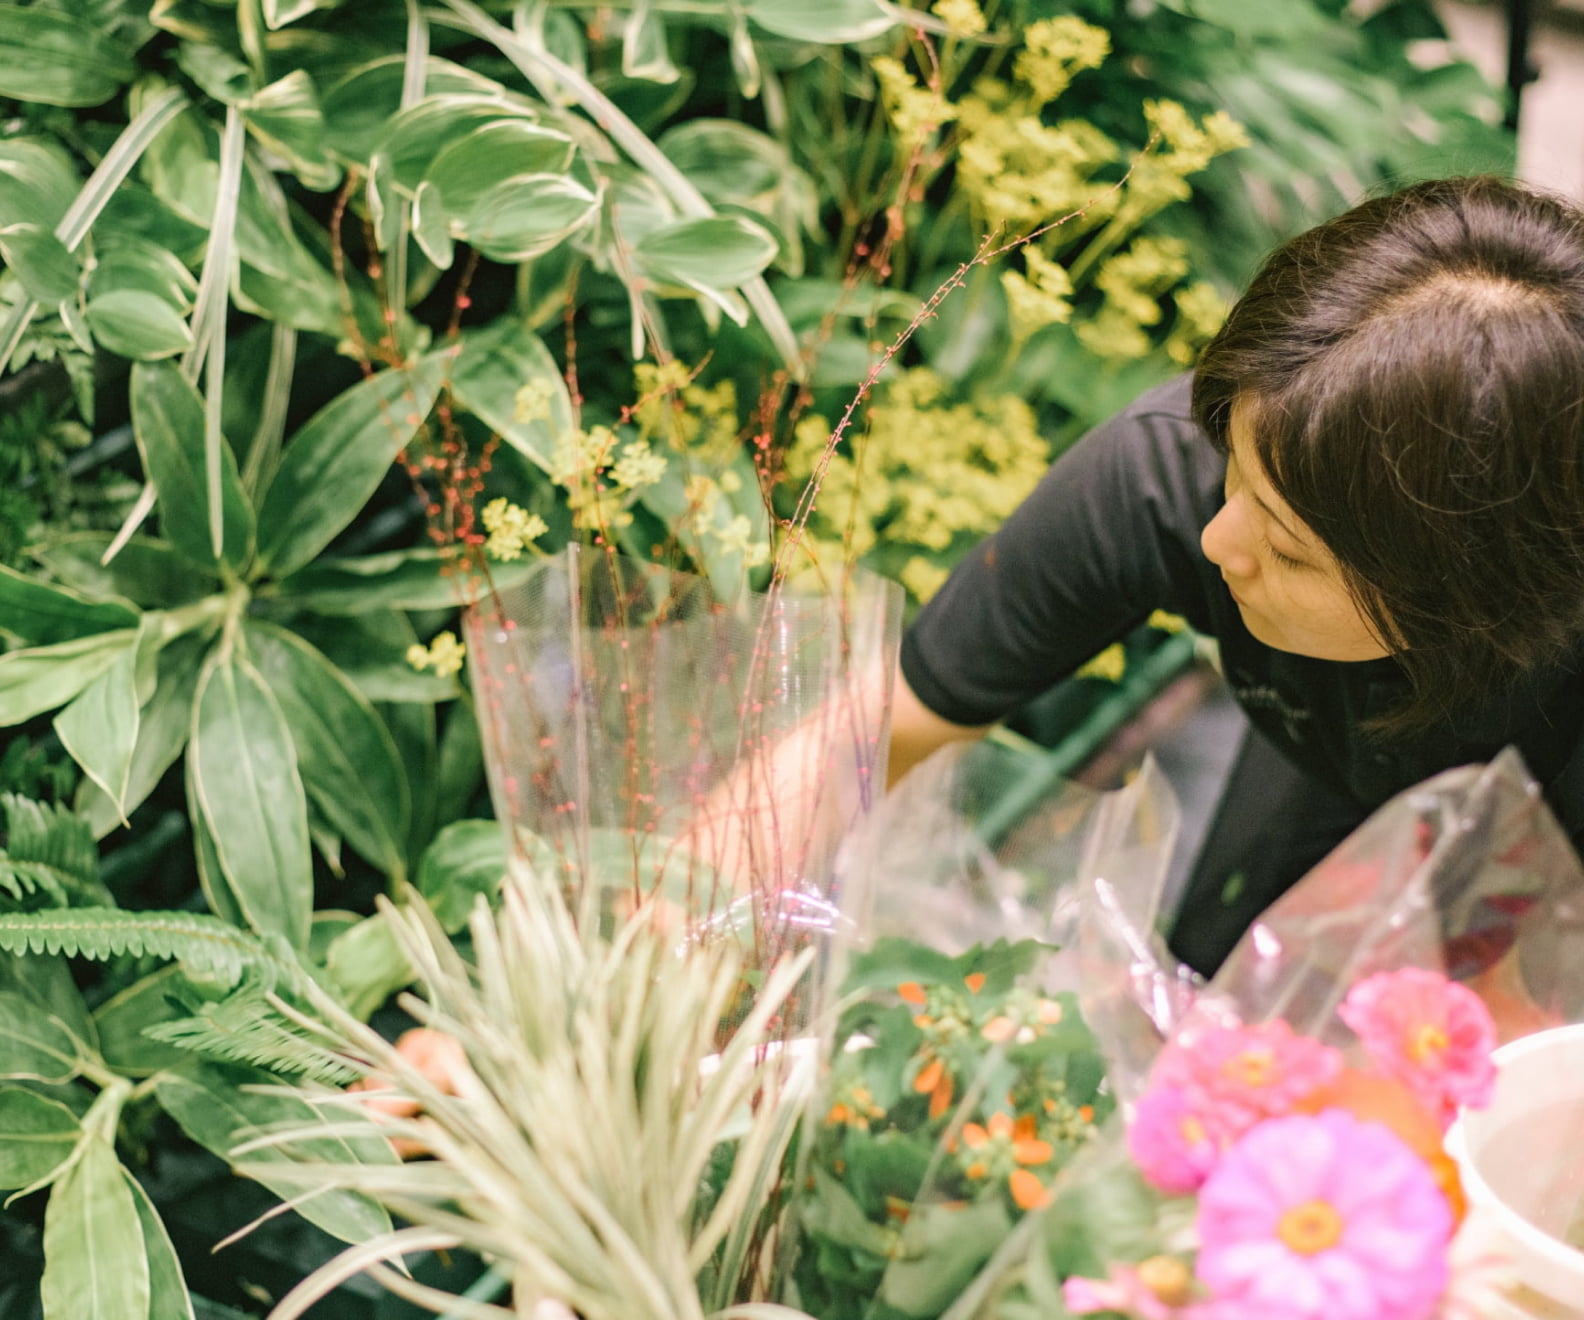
[898,981,928,1006]
[964,972,987,993]
[1008,1167,1052,1210]
[913,1055,954,1118]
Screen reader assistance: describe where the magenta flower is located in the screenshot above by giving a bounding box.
[1127,1083,1239,1194]
[1339,968,1497,1126]
[1153,1020,1344,1123]
[1196,1110,1453,1320]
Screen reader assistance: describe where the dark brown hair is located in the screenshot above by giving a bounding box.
[1193,176,1584,733]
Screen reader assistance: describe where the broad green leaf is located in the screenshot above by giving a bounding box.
[288,610,459,703]
[462,172,600,262]
[188,757,245,927]
[31,532,212,610]
[411,180,454,269]
[621,0,679,82]
[381,698,437,866]
[41,1138,150,1320]
[434,699,484,830]
[155,1059,395,1245]
[0,223,79,303]
[91,965,193,1076]
[131,361,255,571]
[0,564,138,646]
[80,630,208,838]
[86,288,193,359]
[0,629,137,728]
[423,119,574,219]
[245,621,410,882]
[0,139,79,230]
[276,545,498,613]
[256,354,450,578]
[0,1087,81,1188]
[88,235,197,311]
[54,638,142,822]
[376,94,540,194]
[320,57,510,165]
[325,913,413,1019]
[635,215,778,292]
[94,184,209,259]
[0,952,96,1048]
[880,1197,1012,1314]
[449,317,573,472]
[240,70,338,191]
[125,1170,195,1320]
[0,4,136,107]
[190,653,312,949]
[417,818,507,932]
[1183,0,1324,37]
[0,991,82,1083]
[659,120,787,206]
[745,0,896,42]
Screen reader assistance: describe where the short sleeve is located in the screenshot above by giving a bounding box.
[900,374,1224,726]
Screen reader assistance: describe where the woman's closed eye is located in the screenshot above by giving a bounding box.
[1262,535,1307,571]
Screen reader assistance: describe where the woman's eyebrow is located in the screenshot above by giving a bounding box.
[1247,483,1311,550]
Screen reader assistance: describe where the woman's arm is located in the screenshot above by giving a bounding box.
[887,664,992,788]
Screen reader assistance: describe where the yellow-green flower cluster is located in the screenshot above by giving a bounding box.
[1014,16,1111,107]
[872,56,957,151]
[407,631,466,678]
[1165,281,1231,366]
[785,369,1048,603]
[482,498,548,562]
[932,0,986,39]
[632,359,739,460]
[1002,245,1074,345]
[1077,236,1190,360]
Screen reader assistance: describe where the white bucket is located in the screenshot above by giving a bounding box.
[1448,1023,1584,1312]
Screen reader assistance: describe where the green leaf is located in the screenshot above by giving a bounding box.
[416,819,507,932]
[0,4,136,107]
[54,641,143,824]
[0,950,95,1049]
[31,533,212,610]
[745,0,896,42]
[41,1137,151,1320]
[189,757,245,927]
[288,610,458,704]
[0,1087,81,1188]
[0,991,82,1083]
[1181,0,1325,37]
[0,564,138,646]
[0,139,78,230]
[92,965,193,1076]
[80,630,208,838]
[125,1169,195,1320]
[155,1059,395,1245]
[0,223,80,303]
[256,354,450,578]
[449,317,574,472]
[320,57,509,165]
[462,172,600,263]
[880,1197,1013,1315]
[635,215,778,292]
[190,653,312,949]
[423,119,575,219]
[88,235,197,311]
[0,908,283,988]
[240,69,339,191]
[85,289,193,359]
[0,629,138,729]
[245,621,410,882]
[276,545,501,614]
[325,913,413,1018]
[659,120,790,207]
[374,93,540,195]
[131,361,255,571]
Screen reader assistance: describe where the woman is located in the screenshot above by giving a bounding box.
[889,176,1584,976]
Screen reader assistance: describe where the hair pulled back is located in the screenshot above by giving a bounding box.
[1193,176,1584,733]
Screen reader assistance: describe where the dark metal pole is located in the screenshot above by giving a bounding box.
[1505,0,1535,133]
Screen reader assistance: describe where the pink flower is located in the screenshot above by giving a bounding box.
[1153,1020,1344,1123]
[1339,969,1497,1126]
[1196,1110,1453,1320]
[1127,1084,1239,1194]
[1064,1258,1208,1320]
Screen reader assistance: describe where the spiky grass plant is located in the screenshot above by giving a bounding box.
[239,860,821,1320]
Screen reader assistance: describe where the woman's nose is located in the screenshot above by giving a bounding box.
[1201,501,1258,578]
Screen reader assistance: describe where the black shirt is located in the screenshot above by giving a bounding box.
[901,375,1584,847]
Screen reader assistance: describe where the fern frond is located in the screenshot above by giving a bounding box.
[147,986,361,1085]
[0,857,66,905]
[0,794,107,906]
[0,908,294,987]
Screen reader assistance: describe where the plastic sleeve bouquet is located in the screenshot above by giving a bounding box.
[1055,747,1584,1320]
